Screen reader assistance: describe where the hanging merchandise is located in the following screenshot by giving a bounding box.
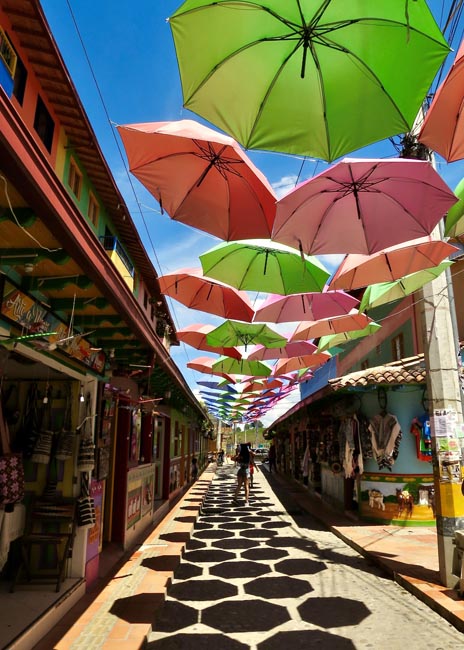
[31,386,53,464]
[77,393,95,473]
[14,383,40,458]
[55,385,75,461]
[410,414,433,462]
[76,472,96,529]
[0,391,24,505]
[368,412,402,471]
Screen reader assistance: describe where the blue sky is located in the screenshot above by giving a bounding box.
[39,0,464,424]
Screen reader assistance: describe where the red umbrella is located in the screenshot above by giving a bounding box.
[158,268,254,322]
[272,158,457,255]
[117,119,276,241]
[253,291,359,323]
[187,356,236,383]
[272,354,331,376]
[247,341,317,361]
[418,40,464,163]
[176,324,242,360]
[329,238,457,291]
[290,311,373,342]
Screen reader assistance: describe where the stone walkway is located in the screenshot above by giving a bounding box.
[146,464,463,650]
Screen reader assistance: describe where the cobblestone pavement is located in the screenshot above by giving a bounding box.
[147,464,463,650]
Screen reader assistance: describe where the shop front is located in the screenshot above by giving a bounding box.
[270,357,435,526]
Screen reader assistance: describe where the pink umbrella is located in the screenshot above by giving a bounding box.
[117,119,276,241]
[290,311,373,342]
[418,40,464,163]
[158,268,254,322]
[271,158,457,255]
[187,356,236,383]
[253,290,359,323]
[176,324,242,360]
[247,341,317,361]
[272,354,331,376]
[329,238,458,291]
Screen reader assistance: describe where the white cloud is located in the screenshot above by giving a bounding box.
[272,174,299,198]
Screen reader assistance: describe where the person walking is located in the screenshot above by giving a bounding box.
[232,442,252,505]
[268,442,277,473]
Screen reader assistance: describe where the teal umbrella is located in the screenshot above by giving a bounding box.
[212,355,272,377]
[206,319,287,351]
[200,240,329,295]
[170,0,449,161]
[359,263,453,312]
[318,323,382,352]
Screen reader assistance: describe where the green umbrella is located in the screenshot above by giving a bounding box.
[170,0,449,162]
[359,262,453,312]
[200,240,329,295]
[212,355,272,377]
[318,323,382,352]
[445,177,464,237]
[206,319,287,351]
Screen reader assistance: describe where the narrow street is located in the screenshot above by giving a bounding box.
[147,462,463,650]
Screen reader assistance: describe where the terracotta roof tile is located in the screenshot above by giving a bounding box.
[329,354,426,391]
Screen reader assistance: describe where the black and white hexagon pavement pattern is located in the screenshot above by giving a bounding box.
[146,464,464,650]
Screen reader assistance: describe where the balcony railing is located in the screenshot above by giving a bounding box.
[99,235,134,277]
[0,27,16,77]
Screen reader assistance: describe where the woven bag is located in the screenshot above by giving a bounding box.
[77,473,96,529]
[31,388,53,464]
[77,393,95,473]
[0,394,24,505]
[55,386,75,461]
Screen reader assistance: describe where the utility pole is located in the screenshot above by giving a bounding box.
[401,131,464,587]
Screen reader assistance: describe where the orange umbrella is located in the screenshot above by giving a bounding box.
[329,238,457,291]
[176,324,242,360]
[247,341,317,360]
[187,356,236,383]
[117,119,276,241]
[158,268,254,322]
[418,40,464,163]
[272,354,331,376]
[290,311,373,342]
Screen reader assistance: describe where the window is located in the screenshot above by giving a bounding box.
[87,192,99,227]
[33,95,54,152]
[12,50,26,105]
[68,158,82,200]
[391,333,404,361]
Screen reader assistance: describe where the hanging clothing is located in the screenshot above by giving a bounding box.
[410,414,432,462]
[368,413,402,471]
[301,444,310,478]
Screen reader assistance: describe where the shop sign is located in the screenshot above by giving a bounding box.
[1,280,106,374]
[87,480,105,559]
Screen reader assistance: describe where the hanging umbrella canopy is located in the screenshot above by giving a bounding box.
[253,290,359,323]
[117,119,276,241]
[272,353,331,376]
[318,323,382,352]
[158,267,254,322]
[197,380,237,391]
[329,238,457,291]
[359,262,453,312]
[291,311,373,342]
[247,341,317,361]
[418,40,464,163]
[169,0,449,162]
[176,323,242,359]
[445,177,464,237]
[272,158,457,256]
[240,378,284,393]
[212,355,272,377]
[187,356,236,382]
[206,319,287,351]
[200,240,330,295]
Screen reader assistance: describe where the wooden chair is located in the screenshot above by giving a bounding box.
[10,497,77,593]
